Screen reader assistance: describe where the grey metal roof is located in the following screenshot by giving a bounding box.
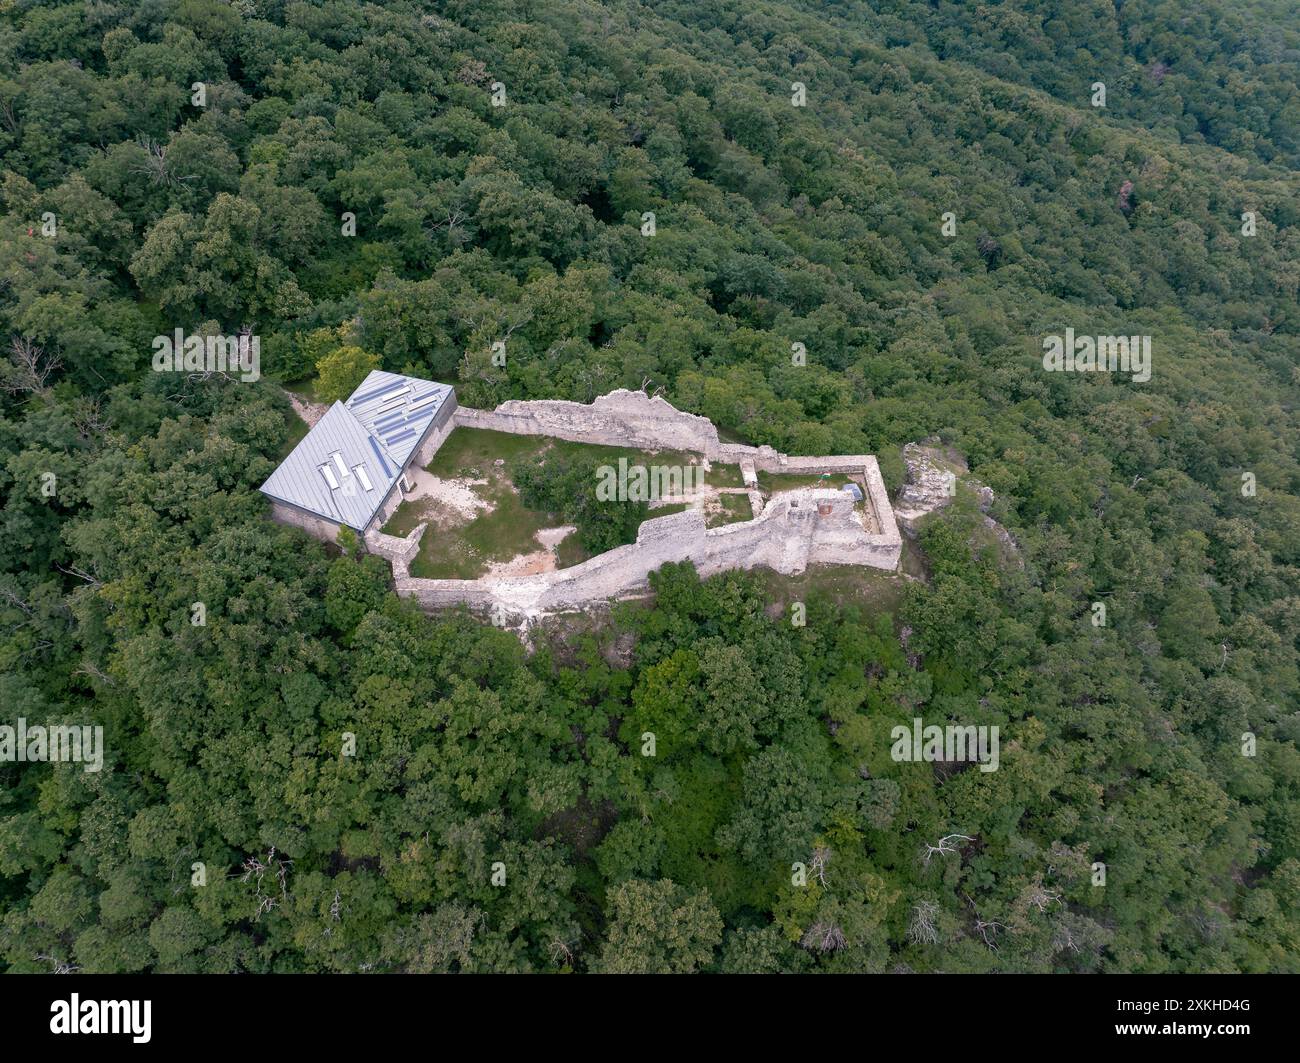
[345,370,454,468]
[260,371,455,530]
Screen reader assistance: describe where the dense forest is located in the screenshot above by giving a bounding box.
[1,0,1298,973]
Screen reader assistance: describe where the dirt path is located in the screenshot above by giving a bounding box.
[402,465,490,521]
[484,525,576,577]
[285,388,329,427]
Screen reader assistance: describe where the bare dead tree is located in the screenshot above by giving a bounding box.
[922,833,974,865]
[71,659,115,687]
[635,376,666,400]
[500,315,531,343]
[801,921,846,953]
[907,900,940,946]
[0,585,33,616]
[4,336,61,396]
[56,563,103,587]
[1190,908,1227,942]
[323,887,343,938]
[396,906,484,973]
[460,309,532,342]
[975,915,1006,951]
[1051,923,1079,954]
[131,137,198,187]
[964,892,1006,951]
[240,847,293,920]
[455,312,534,390]
[1025,881,1062,914]
[809,846,832,888]
[70,395,112,442]
[2,578,56,654]
[36,953,80,975]
[425,207,469,244]
[559,359,599,404]
[165,846,201,897]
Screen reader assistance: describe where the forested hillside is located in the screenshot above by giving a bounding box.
[1,0,1298,973]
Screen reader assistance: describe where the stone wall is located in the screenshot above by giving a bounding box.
[363,524,423,570]
[270,500,342,542]
[364,480,406,535]
[411,394,459,467]
[453,388,722,455]
[397,487,900,622]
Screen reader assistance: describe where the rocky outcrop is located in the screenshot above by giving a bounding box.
[895,441,1021,565]
[895,442,965,532]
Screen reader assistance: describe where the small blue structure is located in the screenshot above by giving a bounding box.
[840,482,864,502]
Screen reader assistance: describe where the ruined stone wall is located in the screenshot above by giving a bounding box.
[716,442,781,467]
[391,391,903,618]
[363,525,422,569]
[454,392,898,551]
[397,489,900,621]
[453,389,722,455]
